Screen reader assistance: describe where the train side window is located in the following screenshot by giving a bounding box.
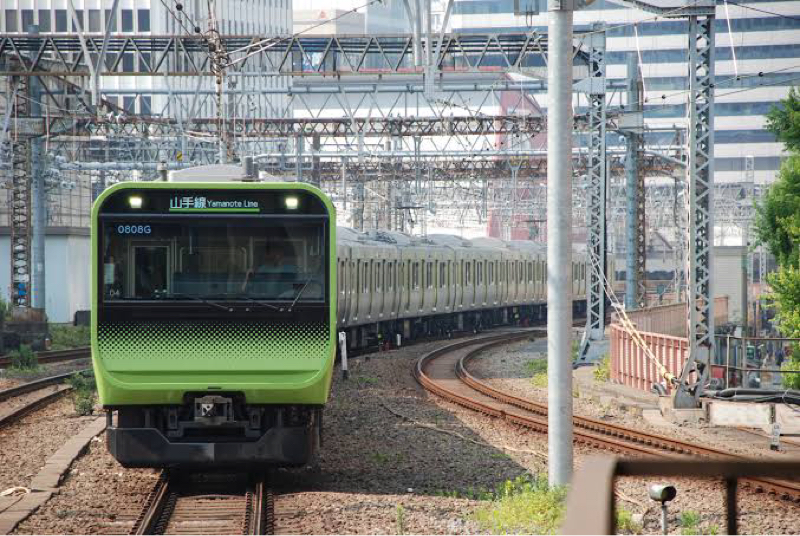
[412,262,419,289]
[375,261,381,291]
[426,261,433,289]
[439,262,445,288]
[356,262,361,294]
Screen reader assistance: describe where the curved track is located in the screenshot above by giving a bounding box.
[132,472,274,535]
[415,331,800,502]
[0,370,89,428]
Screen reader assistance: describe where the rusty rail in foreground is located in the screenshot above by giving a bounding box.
[562,457,800,535]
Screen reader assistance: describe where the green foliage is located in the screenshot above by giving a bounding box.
[473,474,566,534]
[782,350,800,389]
[49,324,91,351]
[679,511,702,535]
[594,354,611,382]
[755,155,800,267]
[67,371,97,416]
[616,508,642,535]
[572,340,579,363]
[766,87,800,153]
[10,345,38,371]
[527,358,548,388]
[768,266,800,338]
[395,504,407,535]
[0,296,9,321]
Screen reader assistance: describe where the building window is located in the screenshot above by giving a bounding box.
[123,96,135,113]
[122,53,134,73]
[5,10,17,32]
[141,96,152,115]
[137,9,150,32]
[55,10,67,32]
[121,10,133,32]
[88,10,101,32]
[22,10,34,31]
[38,10,51,32]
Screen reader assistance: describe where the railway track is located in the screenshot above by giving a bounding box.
[132,472,274,535]
[0,371,87,428]
[414,330,800,502]
[0,347,90,369]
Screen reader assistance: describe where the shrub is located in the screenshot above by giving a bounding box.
[782,349,800,389]
[594,354,611,382]
[679,510,702,535]
[68,370,97,416]
[49,324,91,350]
[395,504,406,535]
[474,474,566,534]
[10,345,38,371]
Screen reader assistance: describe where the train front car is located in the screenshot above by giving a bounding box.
[91,182,336,468]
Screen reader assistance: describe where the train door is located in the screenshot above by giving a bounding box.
[338,248,348,325]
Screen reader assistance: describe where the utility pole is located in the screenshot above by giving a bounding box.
[546,0,574,488]
[624,53,644,311]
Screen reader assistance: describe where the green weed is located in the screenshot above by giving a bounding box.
[49,324,91,351]
[679,510,702,535]
[371,452,389,464]
[594,354,611,382]
[616,507,642,534]
[68,370,97,416]
[395,504,406,535]
[473,474,566,534]
[527,358,548,388]
[10,345,38,371]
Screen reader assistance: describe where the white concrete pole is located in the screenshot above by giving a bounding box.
[547,1,574,488]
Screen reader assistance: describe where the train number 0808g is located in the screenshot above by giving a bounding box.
[117,225,152,235]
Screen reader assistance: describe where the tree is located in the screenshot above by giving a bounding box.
[766,87,800,152]
[754,155,800,267]
[769,265,800,338]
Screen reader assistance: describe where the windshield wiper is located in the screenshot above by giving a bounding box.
[289,276,315,310]
[239,296,282,311]
[169,293,233,313]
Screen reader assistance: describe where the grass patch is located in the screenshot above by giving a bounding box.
[527,358,548,389]
[473,474,566,534]
[9,345,38,371]
[355,375,378,386]
[49,324,91,350]
[616,507,642,534]
[594,354,611,382]
[395,504,407,535]
[67,370,97,416]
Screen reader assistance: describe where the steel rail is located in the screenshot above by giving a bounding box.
[0,369,93,428]
[131,472,273,535]
[415,332,800,502]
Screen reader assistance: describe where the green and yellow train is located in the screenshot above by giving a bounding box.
[92,166,605,469]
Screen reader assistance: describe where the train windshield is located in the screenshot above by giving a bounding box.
[101,218,327,303]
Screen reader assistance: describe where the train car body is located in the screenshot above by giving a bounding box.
[91,168,612,470]
[91,180,336,468]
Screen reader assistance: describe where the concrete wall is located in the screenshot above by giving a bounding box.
[713,246,747,324]
[0,230,90,324]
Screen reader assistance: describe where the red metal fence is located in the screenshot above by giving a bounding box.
[609,297,729,392]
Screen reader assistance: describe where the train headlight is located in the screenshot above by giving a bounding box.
[285,196,299,210]
[129,195,143,209]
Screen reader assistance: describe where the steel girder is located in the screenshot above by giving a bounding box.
[577,27,607,364]
[0,32,591,78]
[674,14,715,408]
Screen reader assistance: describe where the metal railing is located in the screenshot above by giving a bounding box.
[714,335,799,389]
[614,297,729,338]
[562,456,800,535]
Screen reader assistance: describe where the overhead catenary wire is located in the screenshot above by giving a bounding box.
[722,0,739,79]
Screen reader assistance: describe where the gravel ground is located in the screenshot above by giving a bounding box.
[12,335,800,534]
[470,337,800,534]
[0,396,97,493]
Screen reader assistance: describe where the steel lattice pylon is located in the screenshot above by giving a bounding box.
[675,14,715,408]
[577,26,607,363]
[9,76,31,307]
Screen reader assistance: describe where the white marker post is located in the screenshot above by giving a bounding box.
[338,332,349,380]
